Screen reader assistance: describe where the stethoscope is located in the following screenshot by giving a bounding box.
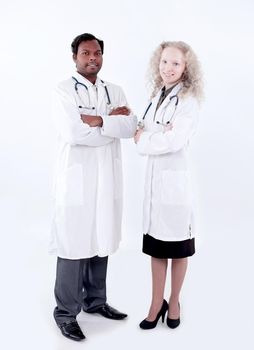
[138,93,179,129]
[72,76,111,111]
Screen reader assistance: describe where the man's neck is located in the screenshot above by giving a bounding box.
[77,71,97,85]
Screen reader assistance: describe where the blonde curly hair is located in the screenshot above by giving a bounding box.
[148,41,204,101]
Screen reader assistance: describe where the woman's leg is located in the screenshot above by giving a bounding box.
[168,257,188,318]
[146,257,168,321]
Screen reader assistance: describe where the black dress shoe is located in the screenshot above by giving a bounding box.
[167,302,180,329]
[167,316,180,329]
[139,299,168,330]
[59,320,86,341]
[87,303,127,320]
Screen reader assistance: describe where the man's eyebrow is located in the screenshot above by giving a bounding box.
[80,49,102,53]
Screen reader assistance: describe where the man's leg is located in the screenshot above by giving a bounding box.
[54,257,86,341]
[82,255,127,320]
[83,255,108,312]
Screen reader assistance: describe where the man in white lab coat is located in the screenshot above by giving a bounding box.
[51,33,137,341]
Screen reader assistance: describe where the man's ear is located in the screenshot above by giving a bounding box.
[72,54,77,63]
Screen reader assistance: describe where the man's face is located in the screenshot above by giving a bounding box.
[73,40,103,82]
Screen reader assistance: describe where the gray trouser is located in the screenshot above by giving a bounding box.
[54,256,108,325]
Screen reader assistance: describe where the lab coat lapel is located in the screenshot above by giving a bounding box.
[97,79,109,114]
[149,91,161,120]
[157,82,182,112]
[155,82,182,123]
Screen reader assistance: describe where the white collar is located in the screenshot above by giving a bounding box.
[72,71,102,87]
[160,81,183,97]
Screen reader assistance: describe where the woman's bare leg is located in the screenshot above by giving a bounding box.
[146,257,168,321]
[168,257,188,319]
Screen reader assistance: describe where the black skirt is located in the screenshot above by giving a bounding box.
[142,234,195,259]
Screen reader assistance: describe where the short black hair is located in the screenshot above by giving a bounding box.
[71,33,104,55]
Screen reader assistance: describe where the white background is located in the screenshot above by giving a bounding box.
[0,0,253,349]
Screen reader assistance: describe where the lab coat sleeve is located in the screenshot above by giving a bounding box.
[100,87,137,138]
[52,85,114,146]
[137,97,199,155]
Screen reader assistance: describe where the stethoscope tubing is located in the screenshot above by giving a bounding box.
[72,76,111,109]
[141,94,179,127]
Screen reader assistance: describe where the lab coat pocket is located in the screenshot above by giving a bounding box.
[56,164,84,206]
[79,107,96,116]
[114,158,122,199]
[161,170,190,205]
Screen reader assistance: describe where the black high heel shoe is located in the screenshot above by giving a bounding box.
[139,299,168,330]
[167,302,180,329]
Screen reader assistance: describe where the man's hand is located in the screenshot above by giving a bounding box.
[109,106,130,116]
[134,128,144,144]
[80,114,103,127]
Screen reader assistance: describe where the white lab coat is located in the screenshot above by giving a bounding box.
[50,72,137,259]
[136,83,199,242]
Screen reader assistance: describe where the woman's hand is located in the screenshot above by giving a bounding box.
[134,128,144,143]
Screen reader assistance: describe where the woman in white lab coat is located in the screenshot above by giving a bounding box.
[134,41,203,329]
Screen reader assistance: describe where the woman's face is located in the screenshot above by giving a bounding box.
[159,47,186,88]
